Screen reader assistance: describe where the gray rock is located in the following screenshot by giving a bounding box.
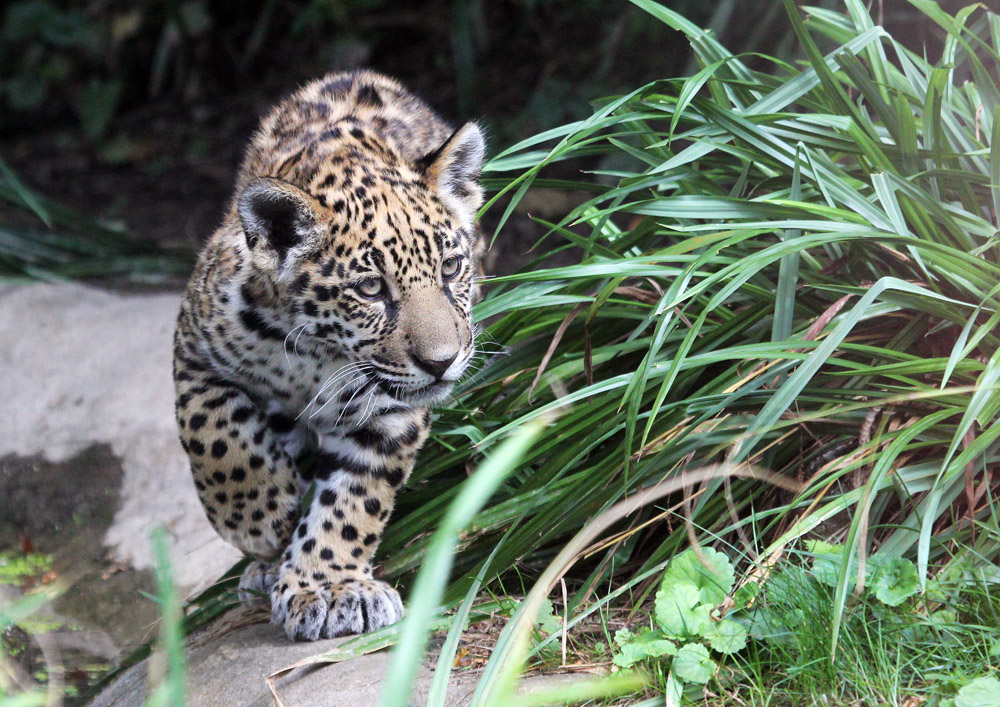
[0,283,241,592]
[90,620,480,707]
[88,616,590,707]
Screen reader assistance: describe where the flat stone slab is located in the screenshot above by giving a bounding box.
[90,619,481,707]
[0,283,241,592]
[89,615,587,707]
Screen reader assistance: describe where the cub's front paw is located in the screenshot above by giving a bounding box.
[324,579,404,637]
[272,581,328,641]
[271,575,404,641]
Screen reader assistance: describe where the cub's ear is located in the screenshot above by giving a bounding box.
[418,122,485,222]
[237,177,321,264]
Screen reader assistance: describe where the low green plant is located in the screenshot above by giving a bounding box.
[804,539,920,606]
[608,542,1000,705]
[0,554,51,588]
[741,541,1000,706]
[0,553,61,706]
[613,548,747,700]
[947,677,1000,707]
[1,594,52,705]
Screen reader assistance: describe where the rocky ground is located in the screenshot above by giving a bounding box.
[92,618,474,707]
[0,283,242,696]
[0,282,591,705]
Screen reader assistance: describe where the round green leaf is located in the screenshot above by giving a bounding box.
[614,627,635,649]
[655,580,701,637]
[870,557,919,607]
[536,597,563,635]
[662,548,736,606]
[707,618,748,654]
[956,677,1000,707]
[688,604,715,637]
[612,628,677,668]
[672,642,715,684]
[806,541,853,588]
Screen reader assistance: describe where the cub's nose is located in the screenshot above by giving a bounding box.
[410,351,458,379]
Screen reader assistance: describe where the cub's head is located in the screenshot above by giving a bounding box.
[236,122,485,406]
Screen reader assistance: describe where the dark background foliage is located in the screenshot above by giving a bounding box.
[0,0,957,259]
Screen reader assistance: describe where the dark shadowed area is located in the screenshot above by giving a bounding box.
[0,0,953,270]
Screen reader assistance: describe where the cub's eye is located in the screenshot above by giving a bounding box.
[441,255,463,279]
[355,277,385,299]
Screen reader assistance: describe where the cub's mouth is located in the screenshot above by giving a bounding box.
[375,376,455,406]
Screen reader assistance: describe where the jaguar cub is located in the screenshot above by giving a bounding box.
[172,71,484,641]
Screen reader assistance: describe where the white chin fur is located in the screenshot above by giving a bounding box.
[390,381,454,406]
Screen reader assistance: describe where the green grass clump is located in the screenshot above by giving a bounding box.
[740,557,1000,706]
[609,544,1000,705]
[371,0,1000,703]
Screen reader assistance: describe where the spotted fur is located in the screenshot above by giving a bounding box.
[173,71,484,641]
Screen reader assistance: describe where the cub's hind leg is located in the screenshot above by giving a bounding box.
[174,370,302,561]
[238,560,280,607]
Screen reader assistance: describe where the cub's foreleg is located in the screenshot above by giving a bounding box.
[271,409,429,641]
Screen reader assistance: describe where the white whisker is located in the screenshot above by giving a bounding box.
[309,371,368,420]
[293,324,309,358]
[315,362,366,396]
[283,324,308,368]
[333,375,371,426]
[358,388,379,426]
[297,361,368,419]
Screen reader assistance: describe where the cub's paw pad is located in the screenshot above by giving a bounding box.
[272,583,329,642]
[322,579,404,638]
[238,560,278,607]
